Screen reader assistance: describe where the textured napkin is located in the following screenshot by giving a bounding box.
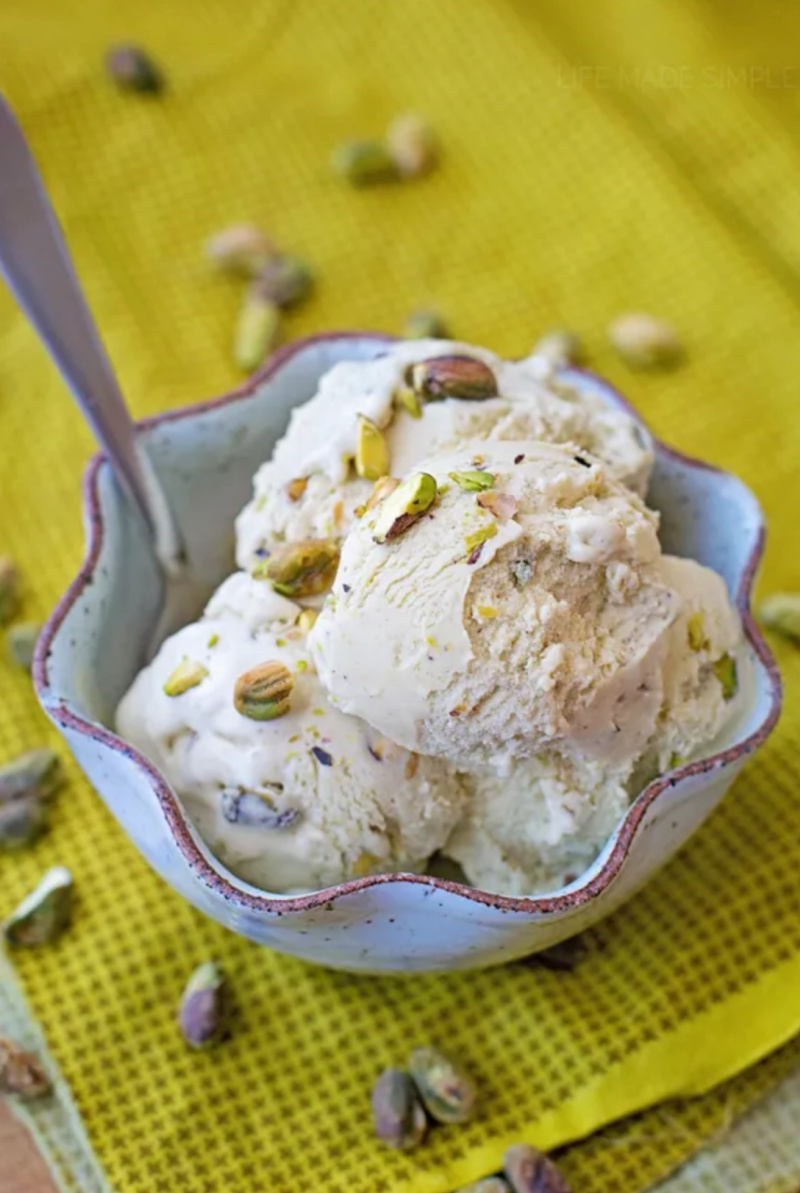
[2,2,800,1192]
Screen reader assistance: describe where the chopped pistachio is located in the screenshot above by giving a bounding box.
[758,592,800,644]
[608,312,682,369]
[403,308,449,340]
[386,113,439,178]
[205,225,274,276]
[477,490,518,520]
[207,633,219,648]
[395,385,423,418]
[254,255,314,308]
[234,661,293,721]
[164,659,208,697]
[0,796,49,851]
[449,470,495,492]
[372,472,438,544]
[234,286,280,372]
[286,476,309,503]
[365,476,401,512]
[687,612,708,652]
[465,523,498,553]
[477,605,498,619]
[295,659,308,673]
[297,608,319,633]
[178,962,227,1049]
[351,850,380,877]
[256,539,340,598]
[6,622,40,671]
[713,654,738,701]
[355,415,390,481]
[669,752,689,770]
[331,139,399,186]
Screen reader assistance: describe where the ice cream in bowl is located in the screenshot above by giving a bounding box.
[34,333,781,972]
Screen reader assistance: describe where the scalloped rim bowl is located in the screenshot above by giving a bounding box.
[33,334,782,972]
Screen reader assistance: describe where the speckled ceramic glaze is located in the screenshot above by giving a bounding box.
[34,334,781,973]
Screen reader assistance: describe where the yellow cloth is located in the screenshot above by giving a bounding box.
[2,2,800,1191]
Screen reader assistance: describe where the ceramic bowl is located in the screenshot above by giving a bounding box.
[34,333,781,973]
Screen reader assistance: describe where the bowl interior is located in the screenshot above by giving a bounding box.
[37,337,776,901]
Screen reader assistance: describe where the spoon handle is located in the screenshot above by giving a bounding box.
[0,96,182,571]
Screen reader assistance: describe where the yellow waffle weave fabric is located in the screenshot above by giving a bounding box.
[3,2,800,1191]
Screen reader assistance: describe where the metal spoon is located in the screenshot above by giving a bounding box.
[0,96,202,653]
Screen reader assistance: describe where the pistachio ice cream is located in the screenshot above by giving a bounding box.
[116,572,465,892]
[234,339,653,569]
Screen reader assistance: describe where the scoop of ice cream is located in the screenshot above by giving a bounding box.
[444,754,631,897]
[235,340,653,570]
[310,439,676,770]
[115,572,464,893]
[442,554,744,897]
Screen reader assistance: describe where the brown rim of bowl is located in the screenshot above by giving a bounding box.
[33,332,783,916]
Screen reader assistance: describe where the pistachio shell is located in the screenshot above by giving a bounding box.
[387,114,439,178]
[105,45,163,93]
[408,1046,476,1124]
[255,255,314,308]
[355,415,391,481]
[372,472,437,543]
[0,747,63,805]
[163,659,208,697]
[234,661,293,721]
[409,355,498,402]
[178,962,227,1049]
[531,328,583,366]
[713,654,738,701]
[504,1143,573,1193]
[372,1067,427,1151]
[759,592,800,644]
[3,866,74,947]
[331,139,399,186]
[608,312,682,369]
[256,538,340,598]
[206,225,275,276]
[0,796,49,850]
[0,1036,51,1100]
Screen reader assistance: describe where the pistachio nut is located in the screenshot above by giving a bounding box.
[355,415,390,481]
[409,355,498,402]
[713,654,738,701]
[256,538,340,597]
[206,225,275,277]
[234,287,280,372]
[0,747,63,806]
[504,1143,573,1193]
[331,138,399,186]
[457,1180,512,1193]
[0,1036,51,1100]
[372,1067,427,1151]
[0,796,48,850]
[297,608,319,633]
[3,866,74,947]
[286,476,309,503]
[608,312,682,369]
[686,611,708,652]
[105,44,164,93]
[408,1046,476,1124]
[403,308,449,340]
[387,113,439,178]
[365,476,401,513]
[255,255,314,308]
[0,556,19,625]
[163,659,208,697]
[178,962,227,1049]
[449,470,496,492]
[465,522,498,554]
[6,621,40,671]
[531,328,583,366]
[372,472,437,544]
[234,661,293,721]
[759,592,800,644]
[395,385,423,418]
[477,490,518,521]
[220,789,301,829]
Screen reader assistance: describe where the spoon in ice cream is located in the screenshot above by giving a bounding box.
[0,95,200,654]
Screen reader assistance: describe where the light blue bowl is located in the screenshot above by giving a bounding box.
[33,334,781,973]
